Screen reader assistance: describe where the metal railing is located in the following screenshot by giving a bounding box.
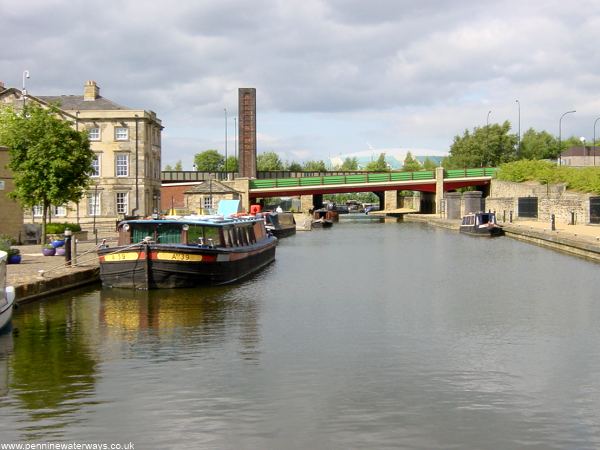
[249,168,496,190]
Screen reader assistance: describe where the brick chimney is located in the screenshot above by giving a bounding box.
[83,80,100,101]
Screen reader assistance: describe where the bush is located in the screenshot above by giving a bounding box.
[45,222,82,234]
[497,160,600,194]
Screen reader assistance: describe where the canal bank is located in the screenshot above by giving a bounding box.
[6,240,107,304]
[406,214,600,262]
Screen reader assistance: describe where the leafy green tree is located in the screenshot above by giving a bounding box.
[422,157,438,170]
[448,121,517,167]
[174,160,183,171]
[365,153,390,171]
[287,161,303,171]
[518,129,558,160]
[194,150,224,172]
[303,160,327,171]
[224,156,238,172]
[340,157,359,170]
[257,151,284,171]
[402,151,422,171]
[0,103,93,244]
[164,163,173,171]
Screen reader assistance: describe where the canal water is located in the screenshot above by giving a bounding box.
[2,219,600,449]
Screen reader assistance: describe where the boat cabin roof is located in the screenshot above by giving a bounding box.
[119,216,261,228]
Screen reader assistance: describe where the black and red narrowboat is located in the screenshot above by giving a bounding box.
[98,215,277,289]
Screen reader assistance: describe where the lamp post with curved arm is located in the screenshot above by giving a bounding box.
[558,110,576,166]
[515,100,521,158]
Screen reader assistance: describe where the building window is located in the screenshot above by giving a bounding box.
[115,127,129,141]
[203,196,212,211]
[116,192,128,214]
[88,192,101,216]
[116,154,129,177]
[89,127,101,141]
[53,205,67,217]
[33,205,43,217]
[91,154,101,177]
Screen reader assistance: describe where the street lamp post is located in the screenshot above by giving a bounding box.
[485,110,491,167]
[22,70,30,110]
[580,136,587,164]
[558,110,576,166]
[594,117,600,167]
[515,100,521,158]
[224,108,228,179]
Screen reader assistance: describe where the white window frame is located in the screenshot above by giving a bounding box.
[203,196,212,211]
[88,127,101,141]
[91,154,101,177]
[116,154,129,177]
[115,127,129,141]
[53,205,67,217]
[33,205,43,217]
[88,192,101,216]
[116,192,128,215]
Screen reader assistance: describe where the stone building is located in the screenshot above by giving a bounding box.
[0,80,163,231]
[0,145,23,241]
[183,180,240,214]
[561,146,600,167]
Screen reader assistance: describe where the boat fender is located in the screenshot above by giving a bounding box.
[5,286,15,306]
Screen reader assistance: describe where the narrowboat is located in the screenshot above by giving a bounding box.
[460,212,505,237]
[0,251,16,332]
[98,215,277,289]
[264,212,296,238]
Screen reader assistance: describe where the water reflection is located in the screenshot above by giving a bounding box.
[0,332,13,397]
[7,296,99,439]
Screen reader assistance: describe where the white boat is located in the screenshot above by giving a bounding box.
[0,251,16,332]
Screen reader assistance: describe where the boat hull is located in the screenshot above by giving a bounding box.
[99,239,277,289]
[459,226,505,237]
[269,226,296,238]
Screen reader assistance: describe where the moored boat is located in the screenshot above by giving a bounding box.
[0,251,16,332]
[265,211,296,238]
[460,212,504,237]
[98,215,277,289]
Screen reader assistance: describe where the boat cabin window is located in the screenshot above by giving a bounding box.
[462,215,475,226]
[131,223,182,244]
[187,224,222,246]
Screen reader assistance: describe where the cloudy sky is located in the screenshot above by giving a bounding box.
[2,0,599,168]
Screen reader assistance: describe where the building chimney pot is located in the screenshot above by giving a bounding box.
[84,80,100,101]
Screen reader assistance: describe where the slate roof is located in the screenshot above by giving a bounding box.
[185,180,239,195]
[36,95,129,111]
[561,146,600,157]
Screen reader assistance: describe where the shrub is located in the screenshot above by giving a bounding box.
[45,222,82,234]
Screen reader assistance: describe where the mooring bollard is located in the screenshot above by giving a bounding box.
[551,214,556,231]
[64,229,72,266]
[509,211,513,223]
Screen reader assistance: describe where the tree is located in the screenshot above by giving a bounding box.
[0,103,94,244]
[224,156,238,172]
[257,151,284,171]
[163,160,182,171]
[340,157,358,170]
[402,151,422,172]
[447,121,517,167]
[518,129,558,160]
[422,157,438,170]
[303,160,327,171]
[365,153,390,171]
[287,161,303,171]
[194,150,224,172]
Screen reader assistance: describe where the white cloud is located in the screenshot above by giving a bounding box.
[2,0,599,166]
